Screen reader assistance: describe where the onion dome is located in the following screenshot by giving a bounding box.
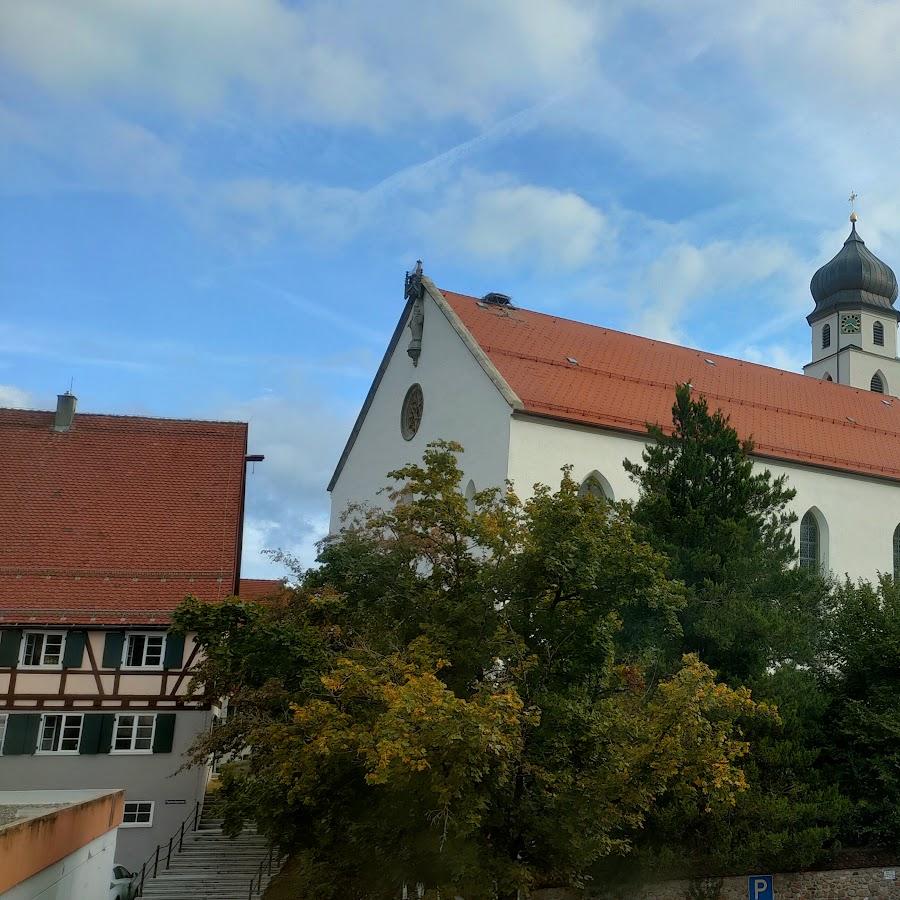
[808,215,899,323]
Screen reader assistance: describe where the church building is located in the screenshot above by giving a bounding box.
[328,217,900,584]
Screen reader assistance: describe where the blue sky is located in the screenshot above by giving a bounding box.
[3,0,900,578]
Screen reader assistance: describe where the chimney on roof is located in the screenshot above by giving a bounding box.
[53,392,77,432]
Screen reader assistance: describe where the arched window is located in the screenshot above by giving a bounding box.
[894,524,900,581]
[823,372,833,382]
[822,323,831,349]
[874,321,885,346]
[578,471,613,502]
[871,372,885,393]
[799,511,820,571]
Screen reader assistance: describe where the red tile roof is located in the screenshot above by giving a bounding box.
[239,578,286,600]
[0,409,248,625]
[442,291,900,483]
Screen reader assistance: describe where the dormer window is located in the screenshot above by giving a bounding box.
[822,323,831,349]
[874,321,885,346]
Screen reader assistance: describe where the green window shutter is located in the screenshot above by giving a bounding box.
[80,714,115,754]
[152,713,176,753]
[78,713,115,754]
[163,634,185,670]
[3,714,40,755]
[62,631,86,668]
[99,713,115,753]
[102,632,125,669]
[0,630,22,667]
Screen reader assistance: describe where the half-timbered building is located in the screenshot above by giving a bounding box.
[0,395,254,868]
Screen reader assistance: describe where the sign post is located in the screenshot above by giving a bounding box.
[748,875,773,899]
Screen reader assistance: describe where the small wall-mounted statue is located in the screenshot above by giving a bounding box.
[405,260,425,366]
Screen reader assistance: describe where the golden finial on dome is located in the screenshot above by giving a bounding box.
[849,190,859,223]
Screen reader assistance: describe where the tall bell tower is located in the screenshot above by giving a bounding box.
[804,213,900,397]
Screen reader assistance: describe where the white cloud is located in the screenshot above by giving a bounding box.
[741,343,807,374]
[0,384,34,408]
[219,392,355,578]
[0,0,603,127]
[428,173,611,270]
[631,238,807,343]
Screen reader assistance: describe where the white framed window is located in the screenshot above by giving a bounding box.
[37,713,83,753]
[121,801,154,827]
[112,713,156,753]
[0,713,7,753]
[123,632,166,669]
[20,631,66,668]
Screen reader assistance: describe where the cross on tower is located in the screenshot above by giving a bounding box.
[849,191,858,211]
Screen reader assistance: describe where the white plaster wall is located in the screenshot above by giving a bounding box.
[507,415,645,505]
[508,414,900,583]
[861,310,898,358]
[809,313,839,364]
[846,341,900,396]
[329,294,513,531]
[3,828,116,900]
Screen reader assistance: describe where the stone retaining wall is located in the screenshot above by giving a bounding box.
[533,865,900,899]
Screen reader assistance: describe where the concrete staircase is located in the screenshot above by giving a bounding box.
[138,796,285,899]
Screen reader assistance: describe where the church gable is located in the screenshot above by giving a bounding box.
[327,270,520,529]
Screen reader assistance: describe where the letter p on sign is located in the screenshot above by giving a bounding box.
[749,875,773,899]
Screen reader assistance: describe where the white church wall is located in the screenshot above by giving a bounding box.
[507,414,645,505]
[329,294,513,531]
[508,413,900,584]
[861,310,898,358]
[808,313,839,365]
[845,341,900,395]
[765,457,900,582]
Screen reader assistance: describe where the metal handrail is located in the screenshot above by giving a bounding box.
[135,799,201,897]
[247,844,277,900]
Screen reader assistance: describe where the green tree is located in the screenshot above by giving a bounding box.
[623,383,821,682]
[822,576,900,847]
[175,441,770,898]
[620,385,844,877]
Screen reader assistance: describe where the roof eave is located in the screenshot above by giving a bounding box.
[327,295,414,493]
[807,299,900,326]
[423,278,523,412]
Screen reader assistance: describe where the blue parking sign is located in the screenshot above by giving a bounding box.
[748,875,773,899]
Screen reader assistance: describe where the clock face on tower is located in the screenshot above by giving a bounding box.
[840,313,862,334]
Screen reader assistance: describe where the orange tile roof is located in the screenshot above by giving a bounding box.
[239,578,286,600]
[441,291,900,483]
[0,409,248,625]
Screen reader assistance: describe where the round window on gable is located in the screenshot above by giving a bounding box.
[400,383,424,441]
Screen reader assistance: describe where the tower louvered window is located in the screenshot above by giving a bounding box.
[822,323,831,349]
[874,321,885,346]
[871,372,885,393]
[799,512,820,571]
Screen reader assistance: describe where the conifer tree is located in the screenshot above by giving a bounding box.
[620,385,844,877]
[624,382,821,682]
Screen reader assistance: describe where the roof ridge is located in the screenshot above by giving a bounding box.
[0,408,246,427]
